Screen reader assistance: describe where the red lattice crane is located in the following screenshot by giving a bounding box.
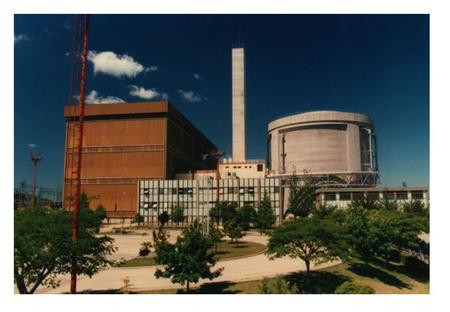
[65,14,90,294]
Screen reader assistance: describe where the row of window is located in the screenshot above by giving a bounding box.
[224,164,264,171]
[142,186,280,196]
[323,191,425,201]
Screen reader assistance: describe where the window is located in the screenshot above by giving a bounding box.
[227,172,231,176]
[340,192,351,200]
[352,192,364,200]
[367,192,379,200]
[143,188,150,196]
[158,188,164,195]
[228,187,235,194]
[383,192,395,200]
[274,186,280,193]
[172,188,177,195]
[239,188,245,194]
[178,188,185,195]
[324,193,336,201]
[397,192,408,200]
[412,191,423,200]
[257,164,263,172]
[248,187,254,194]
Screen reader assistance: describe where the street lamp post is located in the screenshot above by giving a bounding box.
[30,153,43,210]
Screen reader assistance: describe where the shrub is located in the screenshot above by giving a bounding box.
[258,276,299,294]
[139,241,153,257]
[335,281,374,294]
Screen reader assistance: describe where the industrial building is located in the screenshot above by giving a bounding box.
[317,187,429,209]
[63,101,218,217]
[267,111,378,187]
[138,178,281,225]
[63,45,428,222]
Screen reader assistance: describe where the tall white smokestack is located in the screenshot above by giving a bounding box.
[232,47,246,162]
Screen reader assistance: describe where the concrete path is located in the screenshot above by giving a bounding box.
[34,231,339,294]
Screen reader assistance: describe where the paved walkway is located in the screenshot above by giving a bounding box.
[35,231,339,294]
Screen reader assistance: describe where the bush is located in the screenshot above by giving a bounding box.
[335,281,374,294]
[258,276,299,294]
[139,241,153,257]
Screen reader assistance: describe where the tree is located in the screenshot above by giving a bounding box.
[402,200,426,215]
[237,203,256,230]
[207,223,223,253]
[221,202,238,225]
[133,213,144,227]
[14,206,116,294]
[343,207,427,264]
[158,211,170,227]
[267,216,346,273]
[224,220,244,247]
[343,207,388,264]
[285,176,317,218]
[154,222,222,291]
[255,195,276,232]
[171,204,185,225]
[209,202,223,227]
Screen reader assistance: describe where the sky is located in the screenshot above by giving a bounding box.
[14,14,429,189]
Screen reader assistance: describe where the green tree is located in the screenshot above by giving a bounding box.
[255,195,276,232]
[133,213,144,227]
[221,202,238,225]
[343,206,427,264]
[158,211,170,227]
[285,176,317,218]
[267,216,346,273]
[224,220,244,247]
[207,223,223,253]
[154,222,222,291]
[209,202,223,227]
[171,204,185,225]
[343,207,388,264]
[237,203,256,230]
[402,200,426,215]
[14,206,116,294]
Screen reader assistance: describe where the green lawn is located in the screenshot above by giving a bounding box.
[117,240,266,268]
[139,258,429,294]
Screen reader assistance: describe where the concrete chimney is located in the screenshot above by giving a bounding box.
[232,47,246,162]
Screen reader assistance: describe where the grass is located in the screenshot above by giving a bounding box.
[138,258,429,294]
[117,240,266,267]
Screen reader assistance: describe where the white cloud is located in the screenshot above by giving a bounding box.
[85,90,125,104]
[178,90,208,103]
[129,85,168,100]
[28,143,37,148]
[14,33,30,44]
[88,51,155,78]
[193,73,202,80]
[145,66,158,72]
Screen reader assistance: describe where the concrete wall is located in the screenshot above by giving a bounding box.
[268,111,376,178]
[232,48,246,162]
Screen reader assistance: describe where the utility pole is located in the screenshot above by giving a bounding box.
[30,153,42,210]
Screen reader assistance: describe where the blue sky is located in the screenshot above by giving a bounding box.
[14,14,429,188]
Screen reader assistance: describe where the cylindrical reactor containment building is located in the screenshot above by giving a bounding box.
[267,111,378,186]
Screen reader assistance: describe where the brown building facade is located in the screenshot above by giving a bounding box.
[64,101,217,217]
